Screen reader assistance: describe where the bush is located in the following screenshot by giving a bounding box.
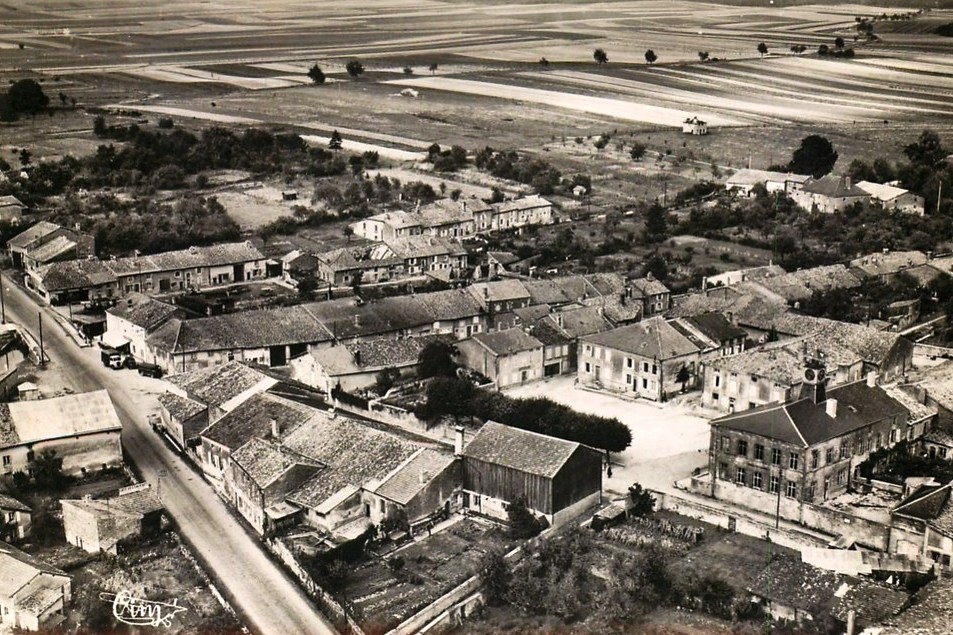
[507,497,545,539]
[157,117,174,129]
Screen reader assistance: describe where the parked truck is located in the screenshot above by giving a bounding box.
[99,345,135,370]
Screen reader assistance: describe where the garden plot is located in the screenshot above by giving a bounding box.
[300,135,422,162]
[370,167,497,199]
[385,76,752,128]
[215,185,297,230]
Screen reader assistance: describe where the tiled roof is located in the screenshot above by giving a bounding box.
[157,392,206,422]
[548,305,614,338]
[106,294,177,331]
[201,393,315,450]
[667,286,749,318]
[285,415,419,509]
[231,437,322,488]
[415,197,485,226]
[468,279,530,303]
[714,379,910,447]
[802,175,870,198]
[726,168,810,187]
[167,360,274,408]
[680,312,747,343]
[0,403,16,446]
[365,210,421,229]
[923,428,953,447]
[748,555,843,614]
[7,221,60,249]
[582,273,626,298]
[849,250,929,279]
[903,264,945,287]
[6,390,121,446]
[305,296,433,340]
[529,319,569,346]
[513,304,552,325]
[630,276,670,297]
[880,577,953,635]
[348,334,455,369]
[0,542,66,596]
[581,316,701,360]
[469,328,543,355]
[373,448,456,505]
[830,578,910,625]
[856,180,912,202]
[521,279,573,306]
[27,235,77,263]
[383,235,467,259]
[62,485,163,517]
[883,385,937,423]
[917,361,953,410]
[309,346,359,376]
[0,493,30,512]
[493,195,551,214]
[753,264,861,302]
[413,288,483,321]
[0,195,24,208]
[38,259,116,292]
[708,338,861,385]
[487,251,520,266]
[462,421,582,479]
[601,295,643,324]
[892,483,949,522]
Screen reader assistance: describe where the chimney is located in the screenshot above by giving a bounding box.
[826,398,838,419]
[419,470,430,485]
[844,176,851,190]
[454,426,465,456]
[846,610,856,635]
[866,371,877,388]
[813,380,826,404]
[556,314,563,328]
[271,418,279,439]
[646,271,654,281]
[354,314,360,327]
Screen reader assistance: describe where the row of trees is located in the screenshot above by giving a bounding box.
[416,376,632,453]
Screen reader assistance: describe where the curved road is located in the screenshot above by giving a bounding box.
[2,274,336,635]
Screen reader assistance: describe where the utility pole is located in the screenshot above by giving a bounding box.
[938,181,943,214]
[38,312,45,368]
[0,274,5,324]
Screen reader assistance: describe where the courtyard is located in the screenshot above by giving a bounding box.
[505,375,713,497]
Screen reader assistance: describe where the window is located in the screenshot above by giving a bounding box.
[585,362,591,373]
[736,440,748,456]
[891,429,899,444]
[754,444,764,461]
[714,374,721,388]
[626,374,632,385]
[584,345,592,354]
[826,447,835,464]
[719,462,729,478]
[626,358,633,369]
[805,481,816,502]
[712,392,720,401]
[735,468,747,485]
[769,475,780,494]
[771,448,782,465]
[811,450,819,469]
[840,442,850,459]
[789,453,800,470]
[752,472,763,490]
[721,436,731,452]
[875,433,882,449]
[941,448,948,459]
[642,362,650,373]
[785,480,797,498]
[642,378,648,389]
[652,364,658,375]
[1,455,8,467]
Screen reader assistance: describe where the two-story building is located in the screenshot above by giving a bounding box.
[0,494,31,541]
[104,294,178,363]
[0,542,71,632]
[349,210,422,242]
[475,195,554,233]
[577,316,704,400]
[455,329,544,389]
[630,275,671,316]
[7,221,94,271]
[706,371,919,518]
[375,235,469,279]
[415,198,482,237]
[856,181,925,215]
[791,175,871,214]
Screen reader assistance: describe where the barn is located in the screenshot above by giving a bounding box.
[460,421,603,527]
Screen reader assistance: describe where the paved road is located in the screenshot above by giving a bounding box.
[2,274,336,635]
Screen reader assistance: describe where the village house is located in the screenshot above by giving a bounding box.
[705,371,922,519]
[103,293,178,363]
[0,390,122,477]
[681,116,708,135]
[29,241,267,304]
[0,493,31,541]
[467,279,532,331]
[163,360,278,428]
[871,577,953,635]
[703,263,787,290]
[199,392,318,494]
[890,480,953,570]
[6,221,94,272]
[670,312,747,357]
[349,210,422,242]
[291,334,455,395]
[60,483,164,554]
[528,305,615,377]
[480,251,520,279]
[476,195,554,233]
[459,421,603,527]
[856,181,925,215]
[156,392,208,455]
[748,264,862,304]
[415,197,482,237]
[363,447,461,531]
[630,275,671,316]
[848,250,929,283]
[314,246,402,287]
[0,542,71,632]
[455,329,544,389]
[0,195,25,223]
[373,235,469,279]
[701,337,864,413]
[791,174,870,214]
[725,169,810,197]
[145,305,333,373]
[577,316,704,401]
[283,413,420,536]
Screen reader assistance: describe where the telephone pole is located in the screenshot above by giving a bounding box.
[38,312,45,367]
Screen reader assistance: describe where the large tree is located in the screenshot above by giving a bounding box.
[417,341,458,378]
[593,48,608,64]
[757,42,768,57]
[788,134,839,178]
[345,60,365,78]
[7,79,49,115]
[644,49,657,64]
[904,130,947,168]
[644,202,668,240]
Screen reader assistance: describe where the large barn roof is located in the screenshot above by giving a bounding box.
[462,421,584,479]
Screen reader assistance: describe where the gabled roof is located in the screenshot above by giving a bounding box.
[167,360,275,408]
[201,392,316,450]
[304,296,434,340]
[801,174,870,198]
[708,338,860,386]
[713,379,910,447]
[106,294,177,331]
[462,421,585,479]
[521,279,573,306]
[487,251,520,266]
[38,259,116,292]
[7,221,60,249]
[364,210,421,229]
[0,195,24,208]
[468,328,543,356]
[285,415,419,509]
[383,235,468,259]
[581,316,701,360]
[61,485,163,518]
[547,305,614,338]
[0,541,67,596]
[492,195,551,213]
[27,235,77,263]
[630,276,670,297]
[157,392,207,423]
[231,437,323,489]
[413,288,483,321]
[856,180,914,203]
[468,279,530,304]
[348,334,455,370]
[678,312,746,343]
[748,555,843,614]
[3,390,121,447]
[879,577,953,634]
[582,273,626,298]
[372,448,456,505]
[753,264,861,302]
[849,250,929,279]
[0,493,30,512]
